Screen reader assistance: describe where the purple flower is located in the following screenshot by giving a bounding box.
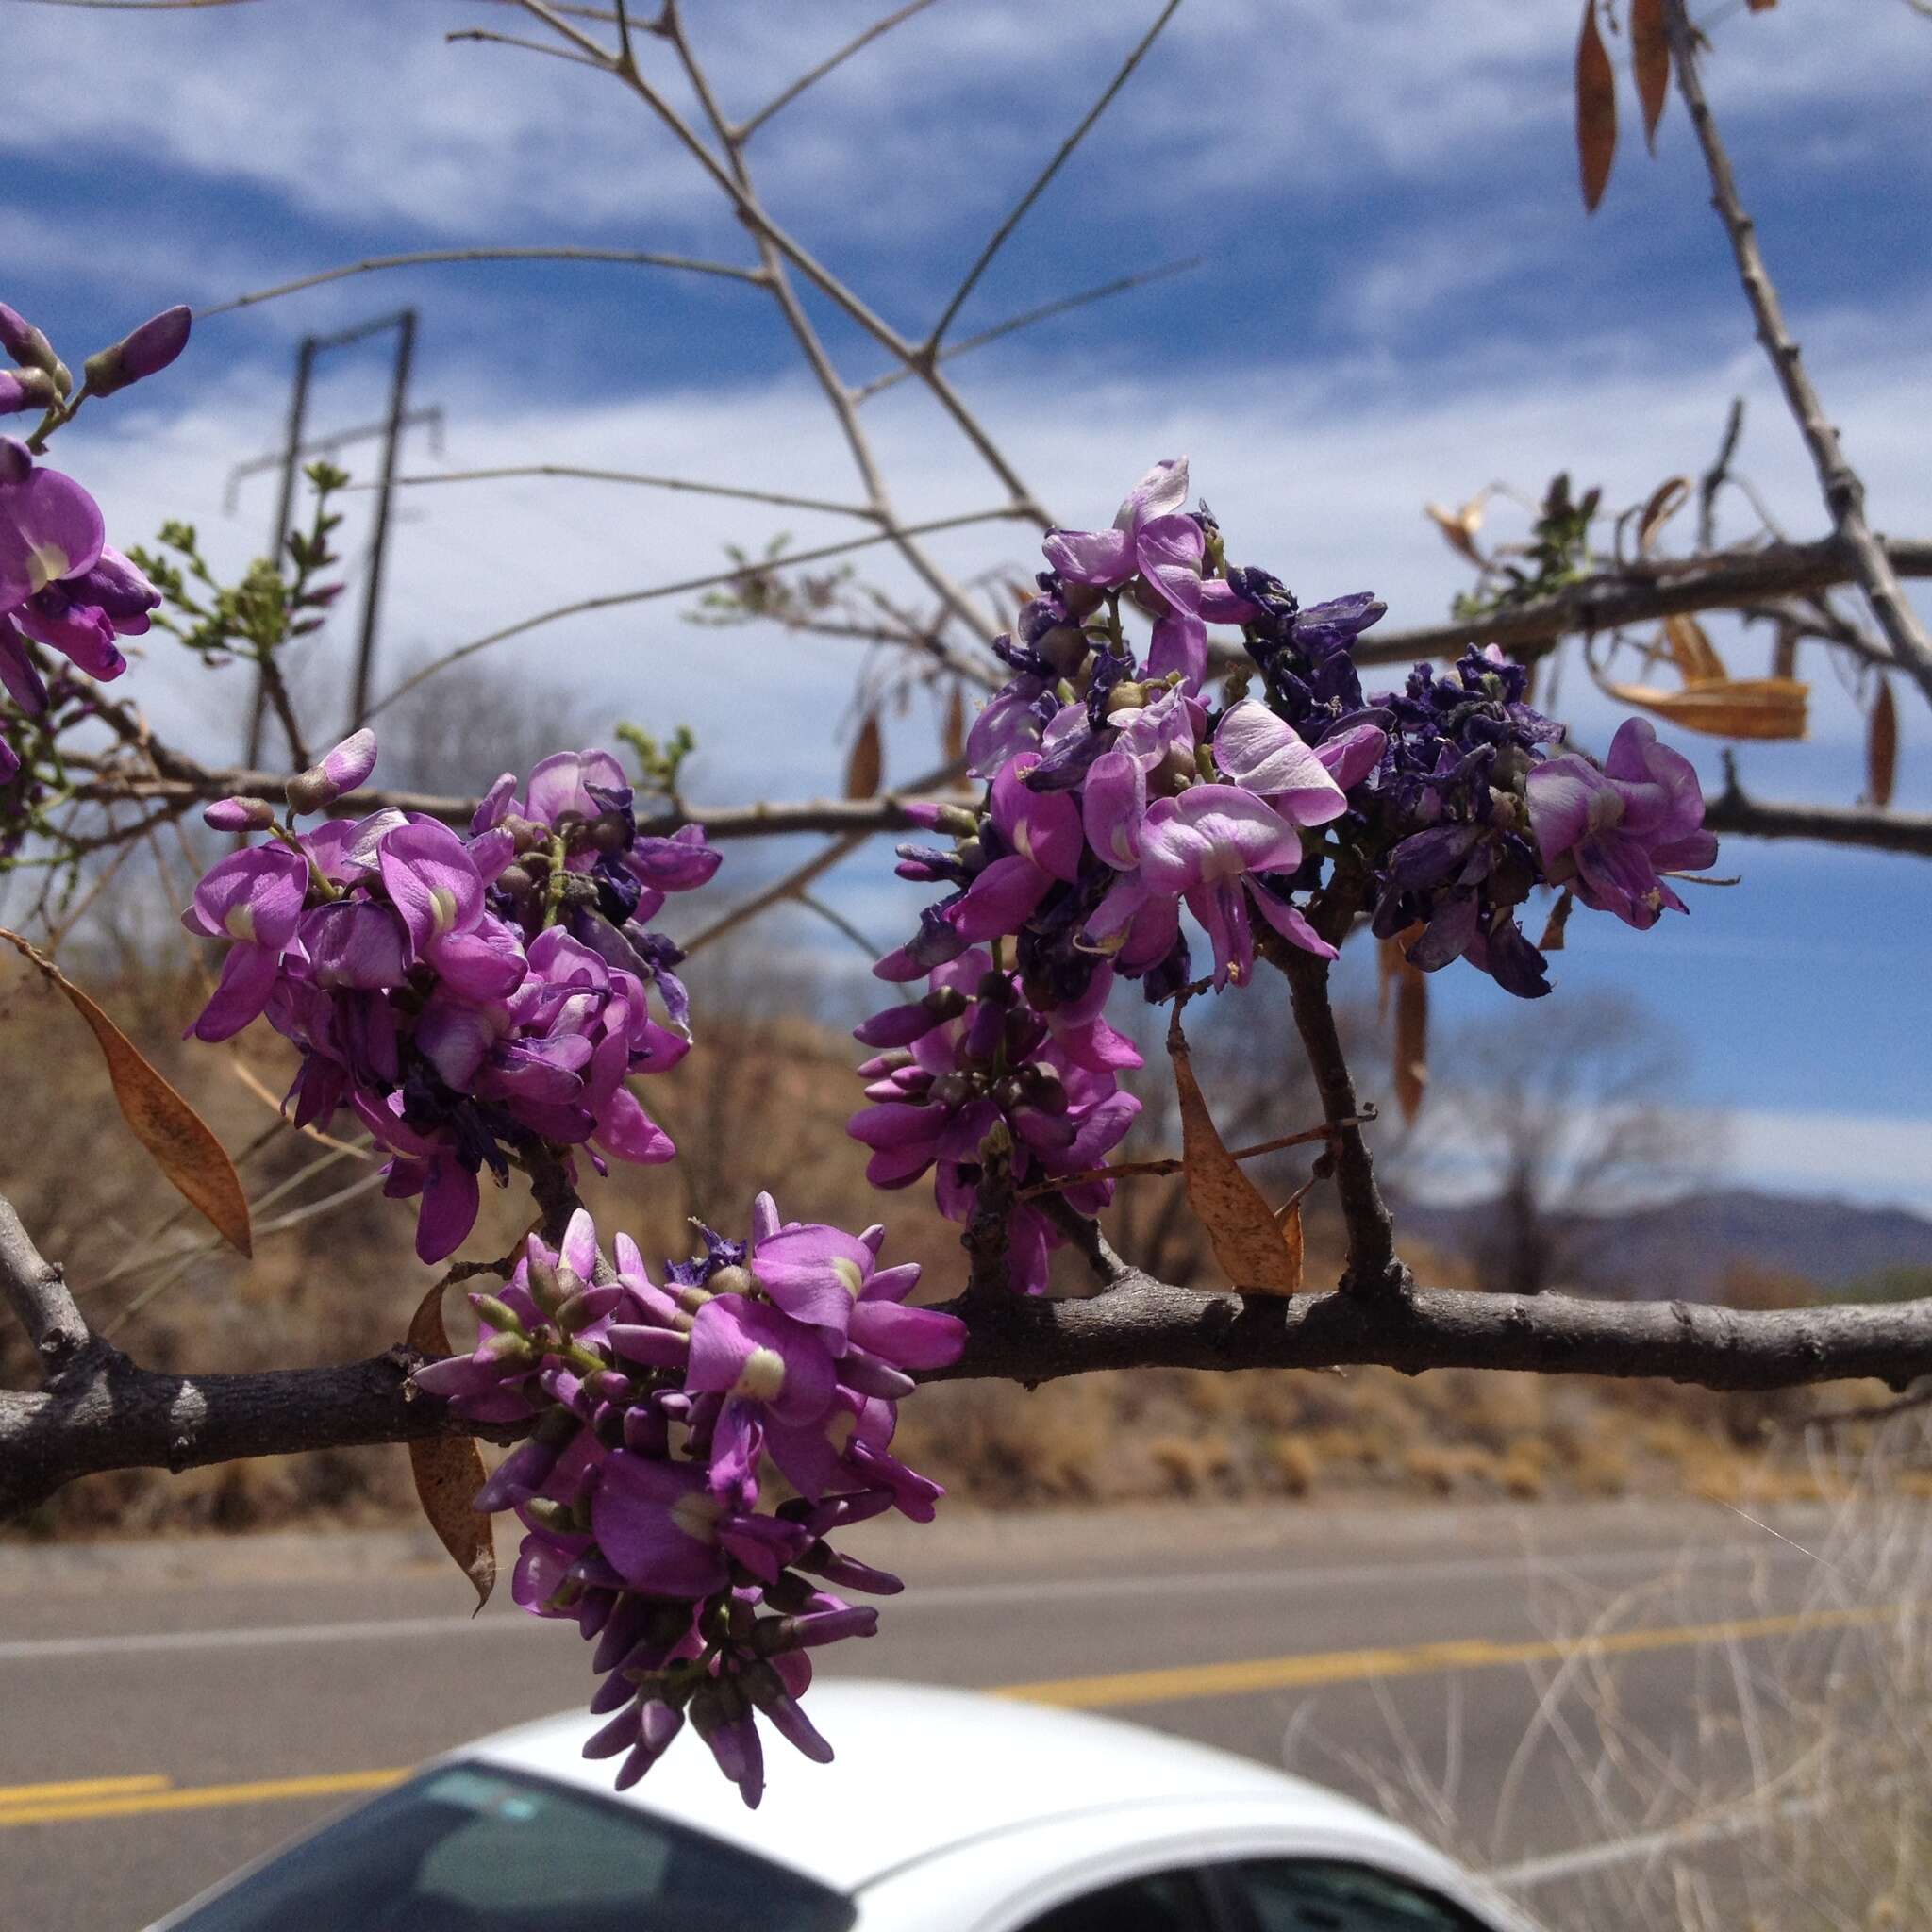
[948,751,1085,942]
[286,728,377,816]
[1526,719,1719,929]
[378,819,526,1002]
[408,1201,942,1810]
[0,369,53,417]
[1043,457,1215,686]
[9,542,159,682]
[180,842,310,1041]
[850,952,1141,1291]
[81,305,192,397]
[0,441,105,623]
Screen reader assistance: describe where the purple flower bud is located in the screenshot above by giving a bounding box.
[81,306,192,398]
[203,796,277,832]
[0,369,54,417]
[0,304,58,378]
[286,728,377,815]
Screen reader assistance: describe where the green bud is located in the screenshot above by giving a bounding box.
[1105,681,1148,717]
[555,1290,601,1334]
[707,1264,755,1298]
[525,1255,564,1317]
[470,1293,525,1336]
[522,1496,577,1536]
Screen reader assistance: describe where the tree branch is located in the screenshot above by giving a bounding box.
[11,1276,1932,1518]
[924,0,1183,348]
[1704,760,1932,858]
[1663,0,1932,706]
[734,0,943,142]
[0,1198,94,1386]
[363,507,1030,719]
[1274,947,1408,1296]
[372,464,878,522]
[927,1276,1932,1394]
[855,256,1204,403]
[1280,537,1932,675]
[199,246,766,318]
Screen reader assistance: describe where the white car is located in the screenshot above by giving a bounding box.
[149,1679,1539,1932]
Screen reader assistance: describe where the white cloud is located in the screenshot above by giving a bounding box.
[57,275,1932,825]
[9,2,1928,265]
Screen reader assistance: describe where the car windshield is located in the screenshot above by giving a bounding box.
[164,1762,856,1932]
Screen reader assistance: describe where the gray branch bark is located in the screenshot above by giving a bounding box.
[8,1276,1932,1519]
[1311,537,1932,674]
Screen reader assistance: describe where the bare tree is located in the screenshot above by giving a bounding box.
[1392,997,1722,1299]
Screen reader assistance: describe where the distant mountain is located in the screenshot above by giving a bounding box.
[1388,1186,1932,1300]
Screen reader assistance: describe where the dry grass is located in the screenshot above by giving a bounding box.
[1284,1409,1932,1928]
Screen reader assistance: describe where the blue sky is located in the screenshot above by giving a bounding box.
[8,0,1931,1210]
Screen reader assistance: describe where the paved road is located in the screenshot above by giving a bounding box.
[0,1501,1867,1930]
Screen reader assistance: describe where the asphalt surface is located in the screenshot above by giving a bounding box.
[0,1500,1873,1931]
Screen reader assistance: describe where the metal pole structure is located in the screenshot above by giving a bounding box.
[348,308,416,731]
[245,336,317,768]
[236,311,430,765]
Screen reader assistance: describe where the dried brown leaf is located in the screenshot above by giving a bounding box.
[0,929,251,1256]
[844,710,883,800]
[1637,475,1690,554]
[1631,0,1671,152]
[1575,0,1618,212]
[1606,675,1807,741]
[942,684,967,765]
[408,1274,495,1611]
[1745,0,1776,10]
[1424,499,1486,565]
[1538,888,1577,954]
[1393,968,1428,1127]
[1168,1008,1302,1294]
[1867,677,1898,808]
[1661,612,1726,684]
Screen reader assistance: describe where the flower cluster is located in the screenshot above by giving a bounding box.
[0,301,190,776]
[415,1199,964,1806]
[854,458,1719,1274]
[184,736,718,1261]
[851,949,1141,1293]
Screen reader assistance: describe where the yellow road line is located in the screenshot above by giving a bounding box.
[0,1774,170,1808]
[0,1769,406,1830]
[993,1600,1910,1710]
[3,1599,1913,1829]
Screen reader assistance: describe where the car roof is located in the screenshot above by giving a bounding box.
[458,1677,1438,1894]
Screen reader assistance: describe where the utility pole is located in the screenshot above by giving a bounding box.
[236,311,440,768]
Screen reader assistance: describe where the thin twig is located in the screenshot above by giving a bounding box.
[855,255,1205,402]
[363,507,1031,719]
[736,0,944,142]
[445,26,607,69]
[679,754,968,956]
[1698,396,1746,553]
[793,889,891,966]
[1663,0,1932,706]
[514,0,1052,529]
[1014,1112,1376,1198]
[364,464,876,522]
[924,0,1184,348]
[199,247,765,319]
